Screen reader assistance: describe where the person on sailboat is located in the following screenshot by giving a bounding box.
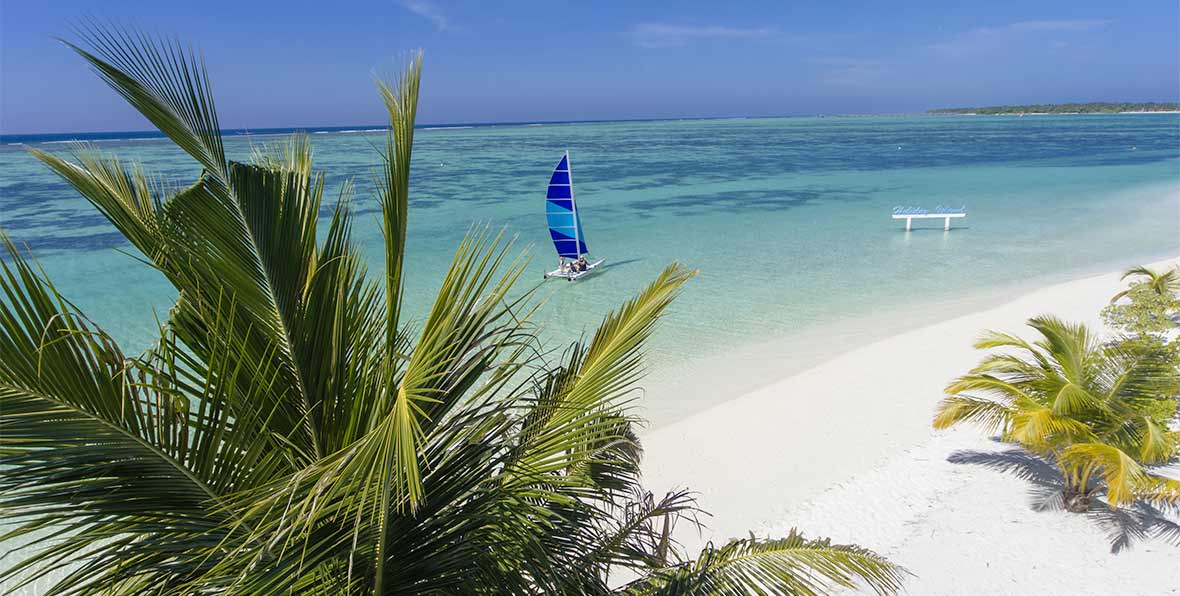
[576,256,588,272]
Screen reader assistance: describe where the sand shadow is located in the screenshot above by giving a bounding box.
[1089,501,1180,553]
[947,448,1180,553]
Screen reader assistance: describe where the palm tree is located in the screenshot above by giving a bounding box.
[933,316,1180,512]
[0,29,906,595]
[1110,265,1180,303]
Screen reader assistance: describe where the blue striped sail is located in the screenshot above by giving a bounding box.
[545,152,588,259]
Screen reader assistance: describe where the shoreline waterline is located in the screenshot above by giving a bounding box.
[636,183,1180,429]
[639,255,1180,592]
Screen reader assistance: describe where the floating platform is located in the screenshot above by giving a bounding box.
[892,208,966,231]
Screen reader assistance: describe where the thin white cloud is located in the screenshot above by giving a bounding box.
[930,19,1111,56]
[630,23,771,48]
[1006,19,1111,32]
[808,57,891,88]
[400,0,449,32]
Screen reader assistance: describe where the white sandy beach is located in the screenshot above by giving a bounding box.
[641,256,1180,595]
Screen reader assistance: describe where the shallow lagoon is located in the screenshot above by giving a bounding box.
[2,114,1178,425]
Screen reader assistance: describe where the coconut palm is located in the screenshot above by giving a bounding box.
[1110,265,1180,303]
[1103,265,1180,337]
[0,28,906,595]
[933,316,1180,512]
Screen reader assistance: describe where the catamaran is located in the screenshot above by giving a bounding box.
[543,151,604,281]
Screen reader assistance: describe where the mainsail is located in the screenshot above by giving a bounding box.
[545,151,588,259]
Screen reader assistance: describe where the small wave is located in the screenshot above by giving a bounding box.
[422,126,474,130]
[524,123,544,127]
[313,128,384,134]
[234,132,289,139]
[36,137,160,144]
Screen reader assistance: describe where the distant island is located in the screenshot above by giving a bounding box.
[928,102,1180,115]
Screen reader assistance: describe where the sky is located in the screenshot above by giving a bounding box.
[2,0,1178,134]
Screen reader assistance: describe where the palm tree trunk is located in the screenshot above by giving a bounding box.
[1062,482,1093,513]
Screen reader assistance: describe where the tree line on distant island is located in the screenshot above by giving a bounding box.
[929,102,1180,115]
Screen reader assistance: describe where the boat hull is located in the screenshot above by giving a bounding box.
[544,259,605,281]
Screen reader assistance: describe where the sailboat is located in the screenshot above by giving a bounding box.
[543,151,604,281]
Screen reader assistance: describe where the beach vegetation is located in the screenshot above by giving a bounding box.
[1111,265,1180,298]
[1104,265,1180,336]
[0,28,906,595]
[928,102,1180,115]
[933,316,1180,513]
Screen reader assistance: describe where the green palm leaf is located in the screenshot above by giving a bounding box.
[512,264,695,483]
[932,394,1016,433]
[0,234,287,594]
[374,52,420,350]
[1117,265,1180,299]
[67,26,227,182]
[624,531,907,596]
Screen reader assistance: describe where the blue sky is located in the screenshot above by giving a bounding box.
[2,0,1178,134]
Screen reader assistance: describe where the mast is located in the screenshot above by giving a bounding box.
[565,150,582,256]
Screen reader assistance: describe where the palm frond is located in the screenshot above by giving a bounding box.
[374,51,421,354]
[1026,315,1095,384]
[34,41,332,466]
[297,182,388,454]
[585,489,700,573]
[1140,475,1180,507]
[625,531,906,596]
[1007,404,1096,450]
[1108,288,1132,304]
[512,264,695,481]
[1122,266,1180,292]
[28,145,166,258]
[1134,417,1177,464]
[973,329,1034,350]
[67,25,227,183]
[1111,265,1180,302]
[0,234,287,593]
[1049,382,1103,416]
[943,373,1033,404]
[932,395,1015,433]
[202,230,534,595]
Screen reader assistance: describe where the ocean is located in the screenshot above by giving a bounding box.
[2,114,1178,426]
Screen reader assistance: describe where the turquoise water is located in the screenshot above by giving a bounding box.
[2,114,1179,426]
